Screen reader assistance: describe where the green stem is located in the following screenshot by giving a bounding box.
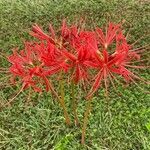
[71,81,79,126]
[59,73,71,126]
[45,76,71,126]
[81,98,92,145]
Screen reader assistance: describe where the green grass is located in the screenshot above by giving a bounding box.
[0,0,150,149]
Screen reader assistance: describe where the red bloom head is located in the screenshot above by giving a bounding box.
[87,22,145,98]
[7,20,147,99]
[8,41,65,92]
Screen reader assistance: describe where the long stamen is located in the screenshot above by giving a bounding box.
[4,85,25,107]
[130,77,150,94]
[131,35,147,46]
[130,44,149,52]
[126,59,148,64]
[125,64,149,69]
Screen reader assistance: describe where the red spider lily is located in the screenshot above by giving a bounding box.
[5,19,149,145]
[87,24,145,99]
[30,20,98,83]
[60,22,99,83]
[86,49,122,98]
[32,41,69,76]
[61,20,98,55]
[30,20,72,48]
[7,20,148,102]
[29,21,74,76]
[30,24,55,44]
[8,42,53,92]
[61,38,98,83]
[71,31,98,57]
[61,19,83,44]
[61,48,89,83]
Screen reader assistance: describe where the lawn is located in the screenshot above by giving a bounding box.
[0,0,150,149]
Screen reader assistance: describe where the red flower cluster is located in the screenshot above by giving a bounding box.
[6,19,148,145]
[8,20,143,98]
